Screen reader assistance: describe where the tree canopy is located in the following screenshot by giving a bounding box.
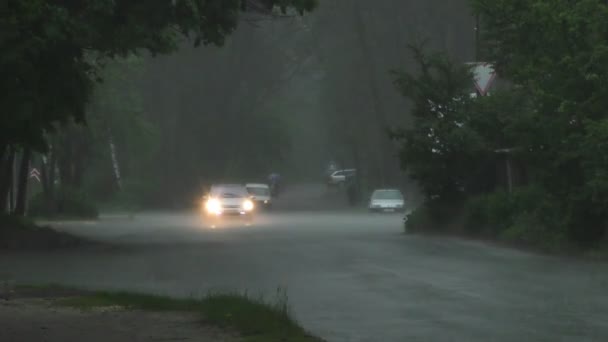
[397,1,608,248]
[1,0,316,215]
[473,0,608,245]
[0,0,317,151]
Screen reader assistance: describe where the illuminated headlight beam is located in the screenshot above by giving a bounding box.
[205,198,222,215]
[243,199,254,212]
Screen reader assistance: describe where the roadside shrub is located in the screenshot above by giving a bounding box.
[465,191,512,234]
[97,179,148,212]
[500,212,568,252]
[464,186,546,236]
[404,206,433,233]
[0,214,87,250]
[0,214,36,229]
[464,185,571,250]
[564,197,608,248]
[28,187,99,219]
[405,199,464,233]
[28,193,52,218]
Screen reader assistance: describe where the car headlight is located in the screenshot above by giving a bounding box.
[243,199,254,211]
[205,198,222,215]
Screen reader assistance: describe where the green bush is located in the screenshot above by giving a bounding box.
[463,185,571,250]
[97,177,171,212]
[464,186,547,235]
[465,191,512,234]
[0,214,88,250]
[500,212,568,252]
[405,199,464,233]
[0,214,37,229]
[28,188,99,219]
[405,206,433,233]
[407,186,576,252]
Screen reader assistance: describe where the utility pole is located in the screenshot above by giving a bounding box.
[475,12,480,62]
[8,151,16,213]
[473,12,482,98]
[474,11,514,193]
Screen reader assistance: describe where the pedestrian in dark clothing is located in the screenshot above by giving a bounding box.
[345,174,358,206]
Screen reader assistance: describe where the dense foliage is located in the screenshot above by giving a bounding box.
[398,1,608,249]
[80,36,300,208]
[0,0,316,216]
[28,187,98,219]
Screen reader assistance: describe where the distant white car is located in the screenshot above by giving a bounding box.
[368,189,405,212]
[246,183,272,209]
[327,169,356,186]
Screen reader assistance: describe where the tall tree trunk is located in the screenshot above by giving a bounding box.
[0,145,5,168]
[0,147,15,213]
[56,126,75,188]
[72,154,85,188]
[57,145,72,188]
[108,134,122,190]
[14,147,32,216]
[48,144,57,202]
[71,127,89,188]
[352,0,392,186]
[40,154,50,199]
[55,124,90,190]
[39,144,58,215]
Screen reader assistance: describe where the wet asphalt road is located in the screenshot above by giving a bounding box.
[1,185,608,342]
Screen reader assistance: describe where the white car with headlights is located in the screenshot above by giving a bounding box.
[246,183,272,209]
[368,189,405,212]
[204,184,255,217]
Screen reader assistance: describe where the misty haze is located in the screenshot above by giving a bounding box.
[1,1,608,342]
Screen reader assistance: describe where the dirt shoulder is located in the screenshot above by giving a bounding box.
[0,297,236,342]
[0,285,323,342]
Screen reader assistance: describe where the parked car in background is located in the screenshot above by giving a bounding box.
[246,183,272,209]
[368,189,405,212]
[327,169,356,186]
[325,161,339,177]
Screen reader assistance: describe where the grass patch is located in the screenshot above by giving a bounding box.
[28,187,99,220]
[584,242,608,260]
[0,215,89,250]
[29,216,100,223]
[13,284,88,299]
[52,287,322,342]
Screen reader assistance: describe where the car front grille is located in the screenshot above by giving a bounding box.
[222,205,240,209]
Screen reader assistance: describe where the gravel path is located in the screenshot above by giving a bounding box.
[0,298,236,342]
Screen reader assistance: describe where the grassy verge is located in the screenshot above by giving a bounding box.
[405,206,608,259]
[17,285,322,342]
[584,243,608,260]
[29,216,100,223]
[0,215,88,250]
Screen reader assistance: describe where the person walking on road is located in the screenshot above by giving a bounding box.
[345,173,358,206]
[268,172,281,197]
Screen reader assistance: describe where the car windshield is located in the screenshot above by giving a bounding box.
[372,190,403,200]
[247,187,269,196]
[212,186,248,198]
